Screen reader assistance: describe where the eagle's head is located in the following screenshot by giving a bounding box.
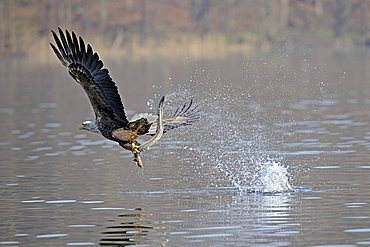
[79,120,100,133]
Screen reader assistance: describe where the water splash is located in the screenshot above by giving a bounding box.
[210,149,293,194]
[247,159,292,193]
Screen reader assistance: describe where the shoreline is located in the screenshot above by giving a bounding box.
[2,33,367,64]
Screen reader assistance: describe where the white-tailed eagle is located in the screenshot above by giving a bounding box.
[50,28,198,167]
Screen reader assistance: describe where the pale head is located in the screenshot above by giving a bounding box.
[78,120,100,134]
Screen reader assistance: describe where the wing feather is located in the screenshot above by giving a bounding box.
[161,99,200,132]
[79,37,86,64]
[86,44,93,68]
[130,99,200,136]
[71,32,80,59]
[59,28,70,58]
[51,28,128,125]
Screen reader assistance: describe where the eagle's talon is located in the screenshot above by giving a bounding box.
[132,155,142,168]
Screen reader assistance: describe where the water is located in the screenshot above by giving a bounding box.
[1,46,370,246]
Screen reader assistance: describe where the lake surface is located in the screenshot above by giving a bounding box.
[1,46,370,246]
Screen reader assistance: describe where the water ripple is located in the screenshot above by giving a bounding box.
[184,233,234,239]
[36,233,68,239]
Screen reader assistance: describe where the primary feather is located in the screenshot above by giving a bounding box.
[50,28,128,130]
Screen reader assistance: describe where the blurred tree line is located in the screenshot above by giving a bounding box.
[0,0,369,58]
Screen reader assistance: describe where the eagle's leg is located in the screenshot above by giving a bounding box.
[132,142,140,154]
[131,142,142,168]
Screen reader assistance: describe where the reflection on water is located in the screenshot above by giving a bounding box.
[100,208,153,246]
[1,47,370,246]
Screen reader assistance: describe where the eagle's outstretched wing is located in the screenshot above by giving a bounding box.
[163,99,200,132]
[50,28,128,126]
[130,99,200,136]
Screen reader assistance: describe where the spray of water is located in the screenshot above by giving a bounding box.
[151,66,294,193]
[196,93,293,194]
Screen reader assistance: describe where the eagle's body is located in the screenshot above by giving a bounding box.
[50,28,198,167]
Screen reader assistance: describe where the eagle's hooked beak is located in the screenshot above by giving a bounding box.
[77,124,84,131]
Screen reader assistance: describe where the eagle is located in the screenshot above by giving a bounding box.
[50,28,198,167]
